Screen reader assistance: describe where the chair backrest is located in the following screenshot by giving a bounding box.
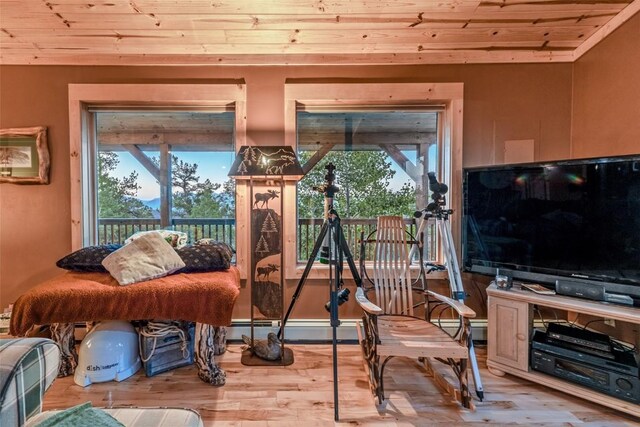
[372,216,414,316]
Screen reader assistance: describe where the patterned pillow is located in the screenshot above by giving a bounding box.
[125,230,188,249]
[196,239,236,253]
[176,243,233,273]
[102,232,186,286]
[56,244,122,272]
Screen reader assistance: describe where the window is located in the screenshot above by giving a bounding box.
[296,109,441,262]
[283,83,463,279]
[95,111,236,246]
[69,84,247,275]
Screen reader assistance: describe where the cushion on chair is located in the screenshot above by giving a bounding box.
[26,407,204,427]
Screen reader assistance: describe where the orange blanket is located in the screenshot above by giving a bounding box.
[10,268,240,336]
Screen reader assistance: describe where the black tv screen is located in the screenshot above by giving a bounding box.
[462,155,640,297]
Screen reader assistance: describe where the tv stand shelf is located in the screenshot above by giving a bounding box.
[487,283,640,418]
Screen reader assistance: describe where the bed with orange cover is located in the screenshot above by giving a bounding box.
[10,267,240,385]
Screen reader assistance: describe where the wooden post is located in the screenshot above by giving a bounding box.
[50,323,78,377]
[159,144,172,228]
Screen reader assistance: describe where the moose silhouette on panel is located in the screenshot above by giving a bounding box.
[251,193,283,319]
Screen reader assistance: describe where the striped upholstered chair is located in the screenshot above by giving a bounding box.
[0,338,60,427]
[0,337,204,427]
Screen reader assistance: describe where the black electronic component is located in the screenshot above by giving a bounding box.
[530,330,640,404]
[546,323,612,353]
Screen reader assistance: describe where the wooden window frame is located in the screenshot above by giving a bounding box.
[283,82,464,280]
[68,83,248,278]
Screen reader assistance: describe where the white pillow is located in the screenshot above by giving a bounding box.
[102,232,186,286]
[124,230,188,249]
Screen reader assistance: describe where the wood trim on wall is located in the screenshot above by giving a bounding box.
[572,0,640,61]
[68,83,248,277]
[283,82,464,280]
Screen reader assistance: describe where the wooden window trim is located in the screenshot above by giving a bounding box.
[68,83,248,279]
[283,82,464,280]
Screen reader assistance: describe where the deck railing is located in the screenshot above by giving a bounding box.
[98,218,236,246]
[98,217,434,261]
[297,218,433,262]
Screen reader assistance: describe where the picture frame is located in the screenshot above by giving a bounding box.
[0,126,50,184]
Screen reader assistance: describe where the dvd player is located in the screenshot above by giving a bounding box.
[546,323,612,353]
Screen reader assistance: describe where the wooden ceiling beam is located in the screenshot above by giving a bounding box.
[122,144,161,180]
[0,51,576,65]
[379,144,421,182]
[98,132,232,146]
[4,0,482,15]
[301,143,336,175]
[0,11,619,31]
[298,132,438,147]
[3,27,600,44]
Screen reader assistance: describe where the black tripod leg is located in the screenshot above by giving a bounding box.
[336,227,362,286]
[277,221,329,341]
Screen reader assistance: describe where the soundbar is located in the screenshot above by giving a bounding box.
[555,279,636,306]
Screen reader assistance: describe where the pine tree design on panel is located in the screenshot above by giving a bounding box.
[255,235,270,254]
[261,213,278,233]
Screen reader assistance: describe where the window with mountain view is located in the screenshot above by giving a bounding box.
[95,110,236,247]
[296,110,440,262]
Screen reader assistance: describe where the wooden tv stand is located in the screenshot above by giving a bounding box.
[487,283,640,417]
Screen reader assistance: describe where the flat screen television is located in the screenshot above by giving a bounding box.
[462,154,640,300]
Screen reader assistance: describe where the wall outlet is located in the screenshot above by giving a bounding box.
[604,318,616,327]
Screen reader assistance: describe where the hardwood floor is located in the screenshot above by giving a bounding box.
[42,344,638,426]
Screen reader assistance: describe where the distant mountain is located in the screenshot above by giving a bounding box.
[141,197,161,210]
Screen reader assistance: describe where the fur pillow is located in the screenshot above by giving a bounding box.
[56,244,122,272]
[102,232,185,285]
[125,230,188,249]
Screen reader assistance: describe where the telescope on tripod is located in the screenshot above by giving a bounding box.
[412,171,485,401]
[278,162,361,422]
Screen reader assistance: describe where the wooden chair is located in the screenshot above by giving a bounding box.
[355,215,475,408]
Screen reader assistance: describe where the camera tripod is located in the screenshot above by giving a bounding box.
[413,173,485,401]
[277,163,361,422]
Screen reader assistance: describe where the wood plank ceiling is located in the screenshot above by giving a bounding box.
[1,0,638,65]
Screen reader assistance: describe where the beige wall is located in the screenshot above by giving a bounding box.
[572,12,640,158]
[0,63,574,319]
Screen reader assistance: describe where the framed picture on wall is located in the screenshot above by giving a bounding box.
[0,126,50,184]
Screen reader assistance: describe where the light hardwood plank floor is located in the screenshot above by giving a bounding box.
[42,344,639,426]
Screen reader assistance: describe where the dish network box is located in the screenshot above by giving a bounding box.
[139,321,195,377]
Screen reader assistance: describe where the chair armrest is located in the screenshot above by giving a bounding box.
[0,338,61,426]
[426,290,476,319]
[355,287,383,315]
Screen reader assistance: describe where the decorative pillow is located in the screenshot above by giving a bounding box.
[176,243,233,273]
[196,238,236,253]
[102,232,186,285]
[125,230,188,249]
[56,244,122,272]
